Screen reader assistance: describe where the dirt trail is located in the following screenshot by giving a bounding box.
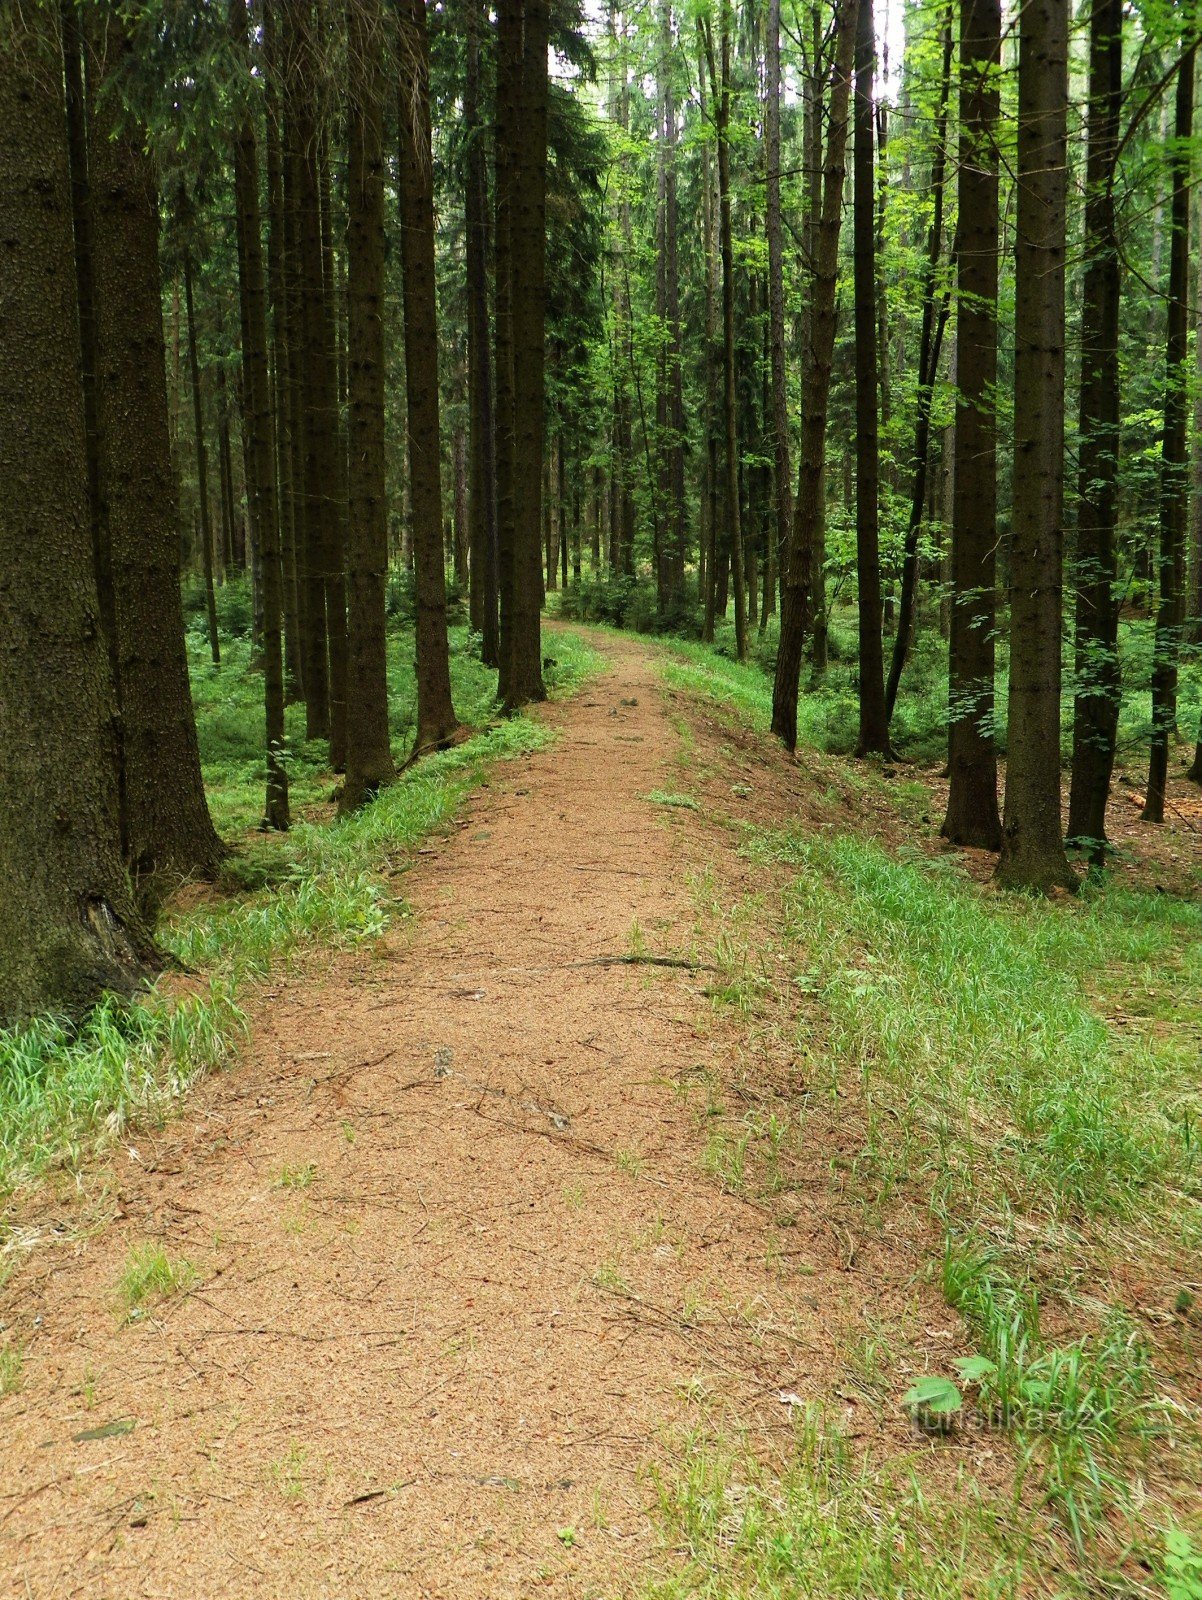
[1,635,899,1599]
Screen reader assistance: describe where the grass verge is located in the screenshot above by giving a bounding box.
[642,640,1202,1597]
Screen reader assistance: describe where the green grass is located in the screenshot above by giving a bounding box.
[116,1243,197,1318]
[642,1409,1013,1599]
[0,1341,23,1396]
[645,627,1202,1589]
[0,596,600,1198]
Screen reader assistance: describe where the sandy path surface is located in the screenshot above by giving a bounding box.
[0,635,888,1599]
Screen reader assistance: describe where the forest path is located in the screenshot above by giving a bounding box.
[1,633,885,1600]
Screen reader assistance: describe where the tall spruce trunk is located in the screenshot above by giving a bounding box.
[852,0,889,754]
[765,0,792,639]
[464,0,499,665]
[997,0,1075,891]
[883,9,953,723]
[263,1,304,703]
[0,5,155,1021]
[284,2,331,741]
[498,0,549,708]
[771,0,856,748]
[231,0,290,831]
[85,15,224,883]
[942,0,1002,848]
[706,13,748,661]
[1143,17,1197,823]
[1066,0,1123,856]
[183,254,222,669]
[398,0,460,749]
[340,0,394,809]
[319,137,349,771]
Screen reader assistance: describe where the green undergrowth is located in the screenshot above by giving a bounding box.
[0,600,600,1198]
[565,594,1202,766]
[643,1408,1015,1600]
[647,638,1202,1594]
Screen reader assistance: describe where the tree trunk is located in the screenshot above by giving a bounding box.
[398,0,460,750]
[339,0,395,809]
[852,0,889,755]
[0,4,155,1021]
[765,0,791,642]
[997,0,1075,891]
[1065,0,1122,858]
[183,254,221,668]
[318,136,348,771]
[264,0,304,704]
[86,15,224,883]
[942,0,1002,849]
[1143,17,1197,823]
[704,13,748,661]
[497,0,549,708]
[884,8,952,724]
[772,0,856,747]
[464,0,499,666]
[284,2,331,741]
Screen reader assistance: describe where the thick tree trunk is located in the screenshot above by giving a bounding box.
[398,0,460,750]
[86,16,224,883]
[852,0,889,755]
[997,0,1075,892]
[1143,19,1197,824]
[771,0,856,747]
[339,0,395,810]
[942,0,1002,849]
[498,0,549,708]
[1066,0,1122,857]
[0,5,155,1021]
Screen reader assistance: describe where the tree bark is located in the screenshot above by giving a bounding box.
[1065,0,1122,857]
[464,0,499,665]
[232,0,289,831]
[1143,16,1197,823]
[852,0,889,755]
[183,254,222,669]
[884,7,953,724]
[86,14,224,882]
[771,0,856,747]
[704,12,748,661]
[942,0,1002,849]
[765,0,791,642]
[398,0,460,749]
[339,0,395,809]
[497,0,549,708]
[0,5,155,1021]
[997,0,1075,891]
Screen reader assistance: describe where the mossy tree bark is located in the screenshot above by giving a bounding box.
[0,5,156,1023]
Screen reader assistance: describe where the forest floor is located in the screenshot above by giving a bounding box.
[2,627,1201,1598]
